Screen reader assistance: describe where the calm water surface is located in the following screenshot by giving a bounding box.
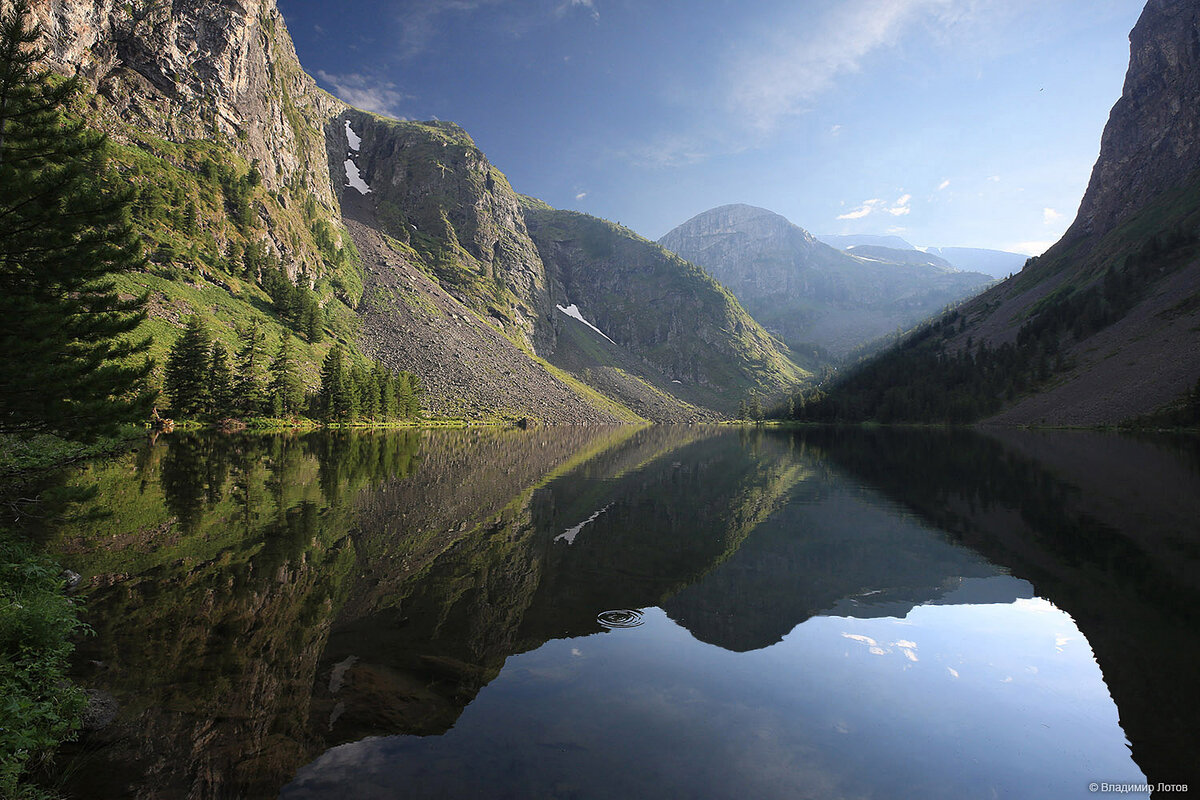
[37,426,1200,799]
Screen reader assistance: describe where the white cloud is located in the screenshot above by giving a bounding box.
[726,0,979,133]
[317,71,409,119]
[837,199,883,220]
[830,124,843,136]
[1043,207,1063,224]
[557,0,600,21]
[575,191,588,200]
[887,194,912,216]
[937,179,950,191]
[988,175,1002,182]
[837,193,911,220]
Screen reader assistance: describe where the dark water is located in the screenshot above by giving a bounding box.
[36,426,1200,799]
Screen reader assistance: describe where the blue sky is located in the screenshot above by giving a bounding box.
[278,0,1146,254]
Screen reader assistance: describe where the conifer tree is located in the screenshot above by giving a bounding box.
[234,319,268,415]
[0,0,153,437]
[267,334,304,418]
[208,341,235,418]
[319,345,351,422]
[164,316,212,418]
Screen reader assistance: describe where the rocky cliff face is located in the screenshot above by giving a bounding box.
[659,204,993,357]
[1066,0,1200,242]
[24,0,344,201]
[343,111,554,353]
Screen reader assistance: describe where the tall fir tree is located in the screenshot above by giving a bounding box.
[0,0,153,438]
[267,334,304,418]
[318,345,345,422]
[208,341,235,419]
[234,318,268,416]
[163,316,211,418]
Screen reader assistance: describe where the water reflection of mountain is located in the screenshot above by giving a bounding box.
[41,425,1200,798]
[310,428,809,746]
[660,475,1021,651]
[806,426,1200,794]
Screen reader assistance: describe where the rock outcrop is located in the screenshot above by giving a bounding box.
[1065,0,1200,242]
[24,0,344,200]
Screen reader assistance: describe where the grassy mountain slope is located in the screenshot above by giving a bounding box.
[525,208,810,414]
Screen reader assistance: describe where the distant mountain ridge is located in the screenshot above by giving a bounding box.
[816,235,1028,279]
[659,204,993,357]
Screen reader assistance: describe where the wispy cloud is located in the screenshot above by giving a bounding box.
[556,0,599,22]
[725,0,980,133]
[937,179,950,191]
[1042,207,1063,224]
[317,71,409,118]
[837,193,911,220]
[837,199,883,220]
[393,0,506,58]
[575,191,588,200]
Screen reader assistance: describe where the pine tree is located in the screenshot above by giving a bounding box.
[208,341,235,418]
[267,334,304,418]
[164,316,212,418]
[748,393,763,421]
[0,0,153,438]
[319,345,350,422]
[234,318,268,415]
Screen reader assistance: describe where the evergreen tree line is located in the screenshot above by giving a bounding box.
[164,317,422,423]
[260,262,325,342]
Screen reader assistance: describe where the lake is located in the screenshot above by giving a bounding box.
[36,425,1200,799]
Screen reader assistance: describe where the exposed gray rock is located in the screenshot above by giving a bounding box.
[1066,0,1200,242]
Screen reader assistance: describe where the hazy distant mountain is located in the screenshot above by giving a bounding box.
[846,245,958,272]
[816,233,918,251]
[659,204,993,358]
[805,0,1200,426]
[817,235,1027,279]
[922,247,1028,279]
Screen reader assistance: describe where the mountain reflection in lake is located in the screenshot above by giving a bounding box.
[41,426,1200,799]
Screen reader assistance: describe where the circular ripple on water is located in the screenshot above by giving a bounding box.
[597,609,645,629]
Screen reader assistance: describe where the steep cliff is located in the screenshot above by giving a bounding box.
[659,204,993,358]
[804,0,1200,426]
[1064,0,1200,244]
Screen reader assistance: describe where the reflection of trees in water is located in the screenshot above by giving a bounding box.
[57,429,425,799]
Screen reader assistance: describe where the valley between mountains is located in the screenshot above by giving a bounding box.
[22,0,1200,427]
